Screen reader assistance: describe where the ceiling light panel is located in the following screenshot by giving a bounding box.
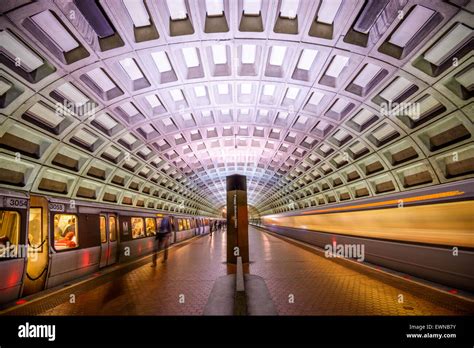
[119,58,144,80]
[242,44,256,64]
[206,0,224,16]
[280,0,300,19]
[388,6,435,48]
[31,10,79,52]
[317,0,343,25]
[269,46,287,66]
[326,55,349,78]
[182,47,200,68]
[243,0,262,15]
[86,68,116,92]
[297,49,318,70]
[151,51,172,73]
[1,30,43,72]
[166,0,188,20]
[211,45,227,65]
[123,0,151,27]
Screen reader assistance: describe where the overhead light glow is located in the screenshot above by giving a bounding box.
[243,0,262,15]
[169,89,185,101]
[388,5,434,48]
[423,23,472,65]
[182,47,200,68]
[123,0,151,27]
[352,63,381,87]
[56,82,89,106]
[269,46,287,66]
[86,68,116,92]
[119,58,144,80]
[206,0,224,16]
[151,51,172,73]
[326,55,349,78]
[241,83,252,94]
[145,94,161,108]
[211,45,227,65]
[317,0,343,25]
[31,10,79,52]
[241,44,256,64]
[297,49,318,70]
[280,0,300,19]
[166,0,188,20]
[0,30,43,72]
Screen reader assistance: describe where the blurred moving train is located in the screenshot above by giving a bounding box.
[254,180,474,292]
[0,190,220,306]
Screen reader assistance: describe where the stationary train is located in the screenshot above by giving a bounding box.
[0,190,219,306]
[254,180,474,292]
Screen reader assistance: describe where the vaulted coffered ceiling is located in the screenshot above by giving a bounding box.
[0,0,473,216]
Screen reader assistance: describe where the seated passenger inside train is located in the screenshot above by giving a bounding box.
[54,214,78,249]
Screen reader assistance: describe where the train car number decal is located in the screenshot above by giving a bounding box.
[49,203,65,212]
[4,198,28,209]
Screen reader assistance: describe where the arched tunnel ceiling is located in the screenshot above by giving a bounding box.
[0,0,473,215]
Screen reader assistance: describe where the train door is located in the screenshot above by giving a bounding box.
[99,214,118,268]
[22,196,49,297]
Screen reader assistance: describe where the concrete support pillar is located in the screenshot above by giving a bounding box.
[226,175,249,264]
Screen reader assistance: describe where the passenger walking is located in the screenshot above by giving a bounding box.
[152,216,171,266]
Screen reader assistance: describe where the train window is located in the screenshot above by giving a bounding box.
[178,219,184,231]
[145,218,156,236]
[131,217,145,239]
[53,214,78,250]
[100,215,106,243]
[109,216,117,242]
[156,217,163,232]
[0,211,20,258]
[28,208,43,252]
[186,219,191,230]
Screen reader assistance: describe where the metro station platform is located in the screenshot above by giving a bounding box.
[2,227,472,317]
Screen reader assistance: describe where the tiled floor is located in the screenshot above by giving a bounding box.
[3,227,471,316]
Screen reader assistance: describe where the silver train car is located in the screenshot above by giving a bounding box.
[0,191,217,306]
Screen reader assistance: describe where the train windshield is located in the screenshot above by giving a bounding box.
[53,214,78,250]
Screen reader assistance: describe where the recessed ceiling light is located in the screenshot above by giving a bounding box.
[269,46,287,66]
[151,51,172,73]
[182,47,200,68]
[206,0,224,16]
[388,5,434,48]
[263,84,276,96]
[56,82,89,106]
[194,86,207,97]
[31,10,79,52]
[211,45,227,65]
[423,23,472,65]
[317,0,343,25]
[123,0,151,27]
[297,49,318,70]
[217,83,229,94]
[119,58,144,80]
[243,0,262,16]
[86,68,116,92]
[145,94,161,108]
[166,0,188,20]
[285,87,300,99]
[352,63,381,88]
[169,89,185,102]
[280,0,300,19]
[1,30,43,72]
[241,44,256,64]
[240,83,252,94]
[326,55,349,78]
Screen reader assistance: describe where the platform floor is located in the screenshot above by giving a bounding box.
[2,227,472,316]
